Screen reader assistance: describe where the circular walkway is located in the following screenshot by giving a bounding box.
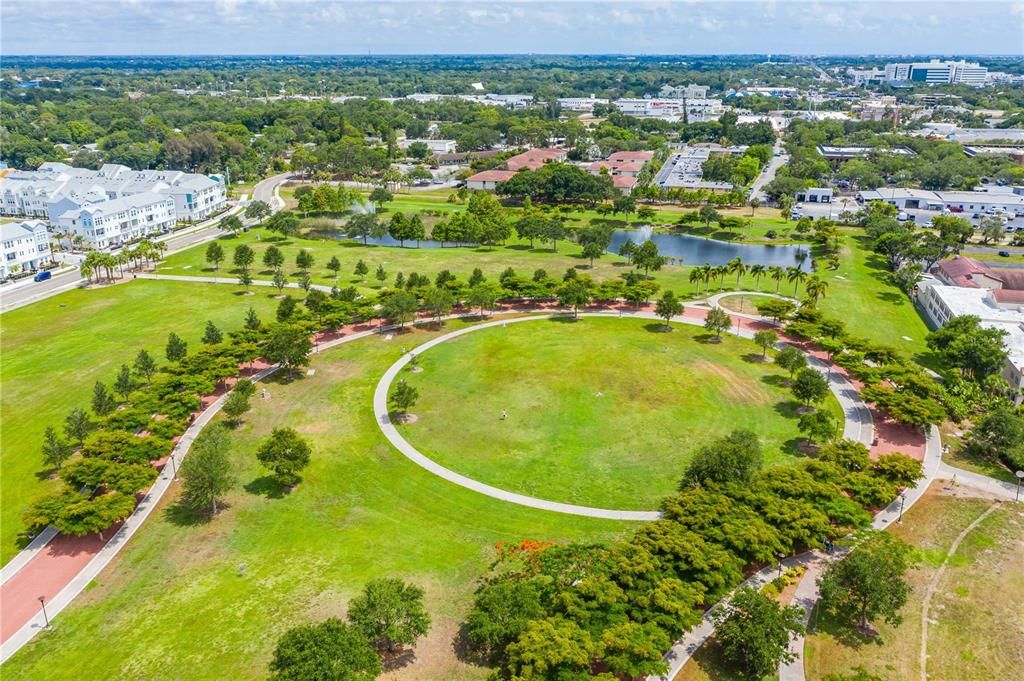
[373,311,873,521]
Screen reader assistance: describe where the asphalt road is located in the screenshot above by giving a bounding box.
[749,140,788,203]
[0,172,294,313]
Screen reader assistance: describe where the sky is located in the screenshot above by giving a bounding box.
[2,0,1022,56]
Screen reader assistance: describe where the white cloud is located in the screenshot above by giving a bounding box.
[0,1,1021,55]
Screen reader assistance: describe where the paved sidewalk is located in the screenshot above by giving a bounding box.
[374,309,873,522]
[778,424,944,681]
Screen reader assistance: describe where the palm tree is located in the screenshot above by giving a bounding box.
[769,266,785,294]
[749,264,767,291]
[713,265,729,291]
[689,267,704,295]
[786,266,807,297]
[700,262,716,292]
[805,275,829,303]
[727,257,746,289]
[79,260,94,284]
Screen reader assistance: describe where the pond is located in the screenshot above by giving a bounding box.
[329,226,812,271]
[608,227,813,270]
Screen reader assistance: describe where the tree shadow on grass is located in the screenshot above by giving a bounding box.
[694,333,725,344]
[244,475,289,499]
[773,400,805,420]
[685,639,752,681]
[742,352,770,364]
[163,499,222,527]
[452,622,492,668]
[761,374,790,388]
[643,322,672,333]
[546,315,581,324]
[876,290,907,306]
[809,604,883,650]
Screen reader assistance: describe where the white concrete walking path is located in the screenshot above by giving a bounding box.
[136,271,334,293]
[776,424,944,681]
[374,310,872,523]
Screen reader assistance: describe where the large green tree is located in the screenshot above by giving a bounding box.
[347,578,431,652]
[714,586,804,677]
[268,618,380,681]
[180,424,234,515]
[819,531,914,630]
[256,427,312,486]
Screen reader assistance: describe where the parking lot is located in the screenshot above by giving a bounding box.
[793,199,1024,233]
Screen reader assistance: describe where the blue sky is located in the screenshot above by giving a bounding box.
[2,1,1022,56]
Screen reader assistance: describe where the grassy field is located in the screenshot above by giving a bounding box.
[0,280,281,563]
[282,187,809,245]
[162,224,933,361]
[3,319,628,681]
[400,317,843,510]
[938,423,1020,485]
[816,233,934,365]
[804,486,1024,681]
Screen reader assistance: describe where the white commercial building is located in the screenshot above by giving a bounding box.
[399,139,458,155]
[917,282,1024,403]
[1,220,52,279]
[56,192,177,250]
[0,162,226,224]
[613,98,723,122]
[658,83,710,99]
[557,96,610,112]
[857,187,1024,216]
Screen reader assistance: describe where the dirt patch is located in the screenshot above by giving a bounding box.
[394,413,419,424]
[408,366,424,373]
[692,359,769,404]
[383,618,484,681]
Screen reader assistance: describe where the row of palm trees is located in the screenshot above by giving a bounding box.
[79,239,167,283]
[688,258,829,302]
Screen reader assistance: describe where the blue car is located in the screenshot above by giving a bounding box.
[33,270,52,282]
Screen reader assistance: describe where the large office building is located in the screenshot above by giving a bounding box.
[885,60,989,86]
[1,220,52,279]
[658,83,710,99]
[612,98,723,122]
[0,162,227,229]
[850,60,989,87]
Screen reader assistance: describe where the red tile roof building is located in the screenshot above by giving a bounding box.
[505,148,569,171]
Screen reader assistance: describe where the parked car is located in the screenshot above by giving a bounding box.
[998,250,1011,257]
[33,270,52,282]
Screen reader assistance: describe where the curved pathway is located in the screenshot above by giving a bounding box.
[776,424,944,681]
[0,290,961,671]
[373,310,872,522]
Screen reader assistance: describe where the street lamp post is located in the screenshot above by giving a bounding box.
[897,492,906,524]
[1016,470,1024,502]
[167,452,177,479]
[38,595,50,629]
[777,553,785,578]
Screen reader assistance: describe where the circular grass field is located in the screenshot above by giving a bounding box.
[396,316,844,510]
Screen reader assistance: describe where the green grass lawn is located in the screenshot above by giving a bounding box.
[0,281,281,563]
[161,222,932,362]
[804,487,1023,681]
[3,320,627,681]
[399,317,843,510]
[814,233,936,366]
